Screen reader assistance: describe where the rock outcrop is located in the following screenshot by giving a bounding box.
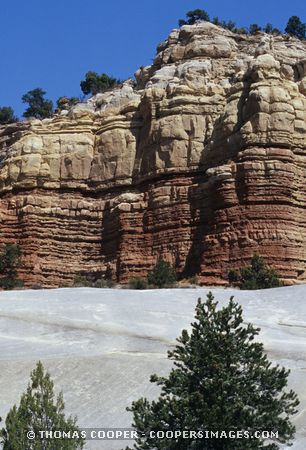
[0,22,305,287]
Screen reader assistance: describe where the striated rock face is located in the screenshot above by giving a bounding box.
[0,22,306,287]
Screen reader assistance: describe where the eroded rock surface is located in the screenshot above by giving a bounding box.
[0,22,305,287]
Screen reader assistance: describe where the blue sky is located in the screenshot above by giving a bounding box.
[1,0,305,116]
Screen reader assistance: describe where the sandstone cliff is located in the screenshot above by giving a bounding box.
[0,22,305,287]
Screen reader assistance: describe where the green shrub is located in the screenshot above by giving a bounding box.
[179,9,210,27]
[0,106,17,125]
[73,274,114,288]
[147,258,176,288]
[228,254,283,290]
[80,71,120,96]
[128,277,148,290]
[0,244,23,290]
[249,23,262,34]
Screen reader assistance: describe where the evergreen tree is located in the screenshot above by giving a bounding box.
[126,293,299,450]
[264,23,273,34]
[0,107,17,125]
[147,258,176,288]
[0,361,84,449]
[229,254,282,290]
[285,16,306,39]
[80,71,120,96]
[179,9,210,27]
[249,23,262,34]
[22,88,53,119]
[0,244,23,290]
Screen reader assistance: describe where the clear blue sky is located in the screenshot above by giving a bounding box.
[1,0,305,116]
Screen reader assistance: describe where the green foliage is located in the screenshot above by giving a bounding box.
[56,96,79,111]
[249,23,262,34]
[285,16,306,39]
[179,9,210,26]
[178,9,297,38]
[0,361,84,449]
[0,244,23,290]
[126,293,299,450]
[0,107,17,125]
[22,88,53,119]
[147,258,176,288]
[212,17,221,26]
[129,277,148,290]
[222,20,236,31]
[228,254,283,290]
[74,274,114,288]
[264,23,273,33]
[80,71,120,96]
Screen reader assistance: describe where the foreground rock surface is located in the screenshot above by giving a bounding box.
[0,23,305,286]
[0,286,305,449]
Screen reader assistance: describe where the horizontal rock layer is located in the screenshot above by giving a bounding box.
[0,22,305,287]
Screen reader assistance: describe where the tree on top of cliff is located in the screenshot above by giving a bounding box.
[125,293,299,450]
[80,71,120,96]
[178,9,210,27]
[22,88,53,120]
[0,361,85,449]
[0,107,18,125]
[285,16,306,39]
[249,23,262,34]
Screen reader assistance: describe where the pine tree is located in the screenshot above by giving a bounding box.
[229,254,282,290]
[22,88,53,119]
[147,258,176,288]
[126,293,299,450]
[179,9,210,27]
[0,361,85,449]
[285,16,306,39]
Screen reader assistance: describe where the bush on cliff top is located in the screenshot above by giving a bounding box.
[126,292,299,450]
[80,71,121,96]
[178,9,305,40]
[0,107,17,125]
[179,9,210,27]
[228,254,283,290]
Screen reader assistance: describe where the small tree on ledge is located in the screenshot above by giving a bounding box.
[126,293,299,450]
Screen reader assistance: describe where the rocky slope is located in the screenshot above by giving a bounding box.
[0,22,305,287]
